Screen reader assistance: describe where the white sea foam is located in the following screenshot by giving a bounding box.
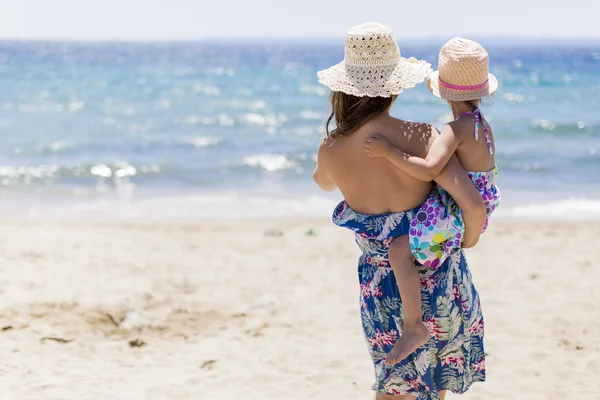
[504,93,525,102]
[532,118,556,131]
[240,113,285,127]
[0,165,59,181]
[299,85,327,96]
[242,154,297,172]
[69,100,85,112]
[299,110,323,120]
[192,84,221,96]
[181,137,219,147]
[1,190,599,221]
[218,114,235,127]
[182,116,202,125]
[90,164,112,178]
[496,198,600,220]
[241,113,276,126]
[0,192,339,219]
[228,100,266,110]
[293,126,319,136]
[43,141,75,152]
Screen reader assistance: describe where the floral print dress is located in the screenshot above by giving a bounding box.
[409,167,500,269]
[333,201,486,399]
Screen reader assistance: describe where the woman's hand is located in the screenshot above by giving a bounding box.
[364,134,393,158]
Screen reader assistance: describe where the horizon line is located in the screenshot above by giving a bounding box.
[0,35,600,44]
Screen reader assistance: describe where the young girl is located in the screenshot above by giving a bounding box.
[363,37,501,365]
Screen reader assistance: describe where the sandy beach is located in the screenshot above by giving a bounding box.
[0,218,598,399]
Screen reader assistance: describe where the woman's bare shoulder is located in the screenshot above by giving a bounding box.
[317,134,339,152]
[373,117,440,156]
[383,117,438,137]
[316,134,342,164]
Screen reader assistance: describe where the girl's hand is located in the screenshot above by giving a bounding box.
[364,134,393,158]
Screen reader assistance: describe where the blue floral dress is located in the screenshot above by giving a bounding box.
[333,200,486,399]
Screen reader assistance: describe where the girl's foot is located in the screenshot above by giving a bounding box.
[384,322,430,365]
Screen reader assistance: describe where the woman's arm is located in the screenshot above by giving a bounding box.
[364,124,462,181]
[313,138,337,192]
[433,155,486,248]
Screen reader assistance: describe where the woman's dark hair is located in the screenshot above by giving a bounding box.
[325,91,397,137]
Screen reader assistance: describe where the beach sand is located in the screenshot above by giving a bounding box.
[0,218,598,399]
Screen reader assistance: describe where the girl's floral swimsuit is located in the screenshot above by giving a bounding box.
[409,109,501,269]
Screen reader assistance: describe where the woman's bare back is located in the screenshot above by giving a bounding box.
[319,114,438,214]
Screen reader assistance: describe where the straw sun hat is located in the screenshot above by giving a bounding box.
[427,37,498,101]
[317,22,432,98]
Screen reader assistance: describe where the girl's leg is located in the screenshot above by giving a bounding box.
[385,235,430,365]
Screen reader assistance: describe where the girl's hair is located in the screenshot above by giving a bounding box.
[325,91,397,137]
[449,97,493,111]
[449,99,480,111]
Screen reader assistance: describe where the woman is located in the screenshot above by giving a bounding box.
[313,23,487,400]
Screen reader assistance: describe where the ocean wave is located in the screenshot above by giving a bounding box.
[241,154,299,172]
[0,162,163,186]
[299,85,327,96]
[239,113,287,127]
[0,192,341,219]
[498,198,600,219]
[218,114,235,127]
[203,67,235,76]
[179,116,217,126]
[179,137,220,148]
[530,119,595,134]
[192,84,221,96]
[503,93,525,102]
[4,192,599,220]
[292,126,320,136]
[91,163,138,178]
[227,100,267,110]
[299,110,323,120]
[37,141,76,153]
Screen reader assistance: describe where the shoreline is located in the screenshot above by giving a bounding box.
[0,190,600,221]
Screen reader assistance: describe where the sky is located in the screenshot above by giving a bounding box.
[1,0,599,40]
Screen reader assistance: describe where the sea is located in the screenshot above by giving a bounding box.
[0,39,599,219]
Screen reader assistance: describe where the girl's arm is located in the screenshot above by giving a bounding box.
[364,124,462,181]
[433,156,486,248]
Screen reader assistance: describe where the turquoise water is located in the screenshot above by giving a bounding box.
[0,40,598,218]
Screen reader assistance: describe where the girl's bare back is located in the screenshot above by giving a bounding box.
[452,111,496,172]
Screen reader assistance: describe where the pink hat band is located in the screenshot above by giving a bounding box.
[438,77,489,91]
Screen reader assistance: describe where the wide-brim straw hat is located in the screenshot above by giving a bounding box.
[427,37,498,101]
[317,22,432,98]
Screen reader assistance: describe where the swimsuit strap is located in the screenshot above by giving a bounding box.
[455,108,494,155]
